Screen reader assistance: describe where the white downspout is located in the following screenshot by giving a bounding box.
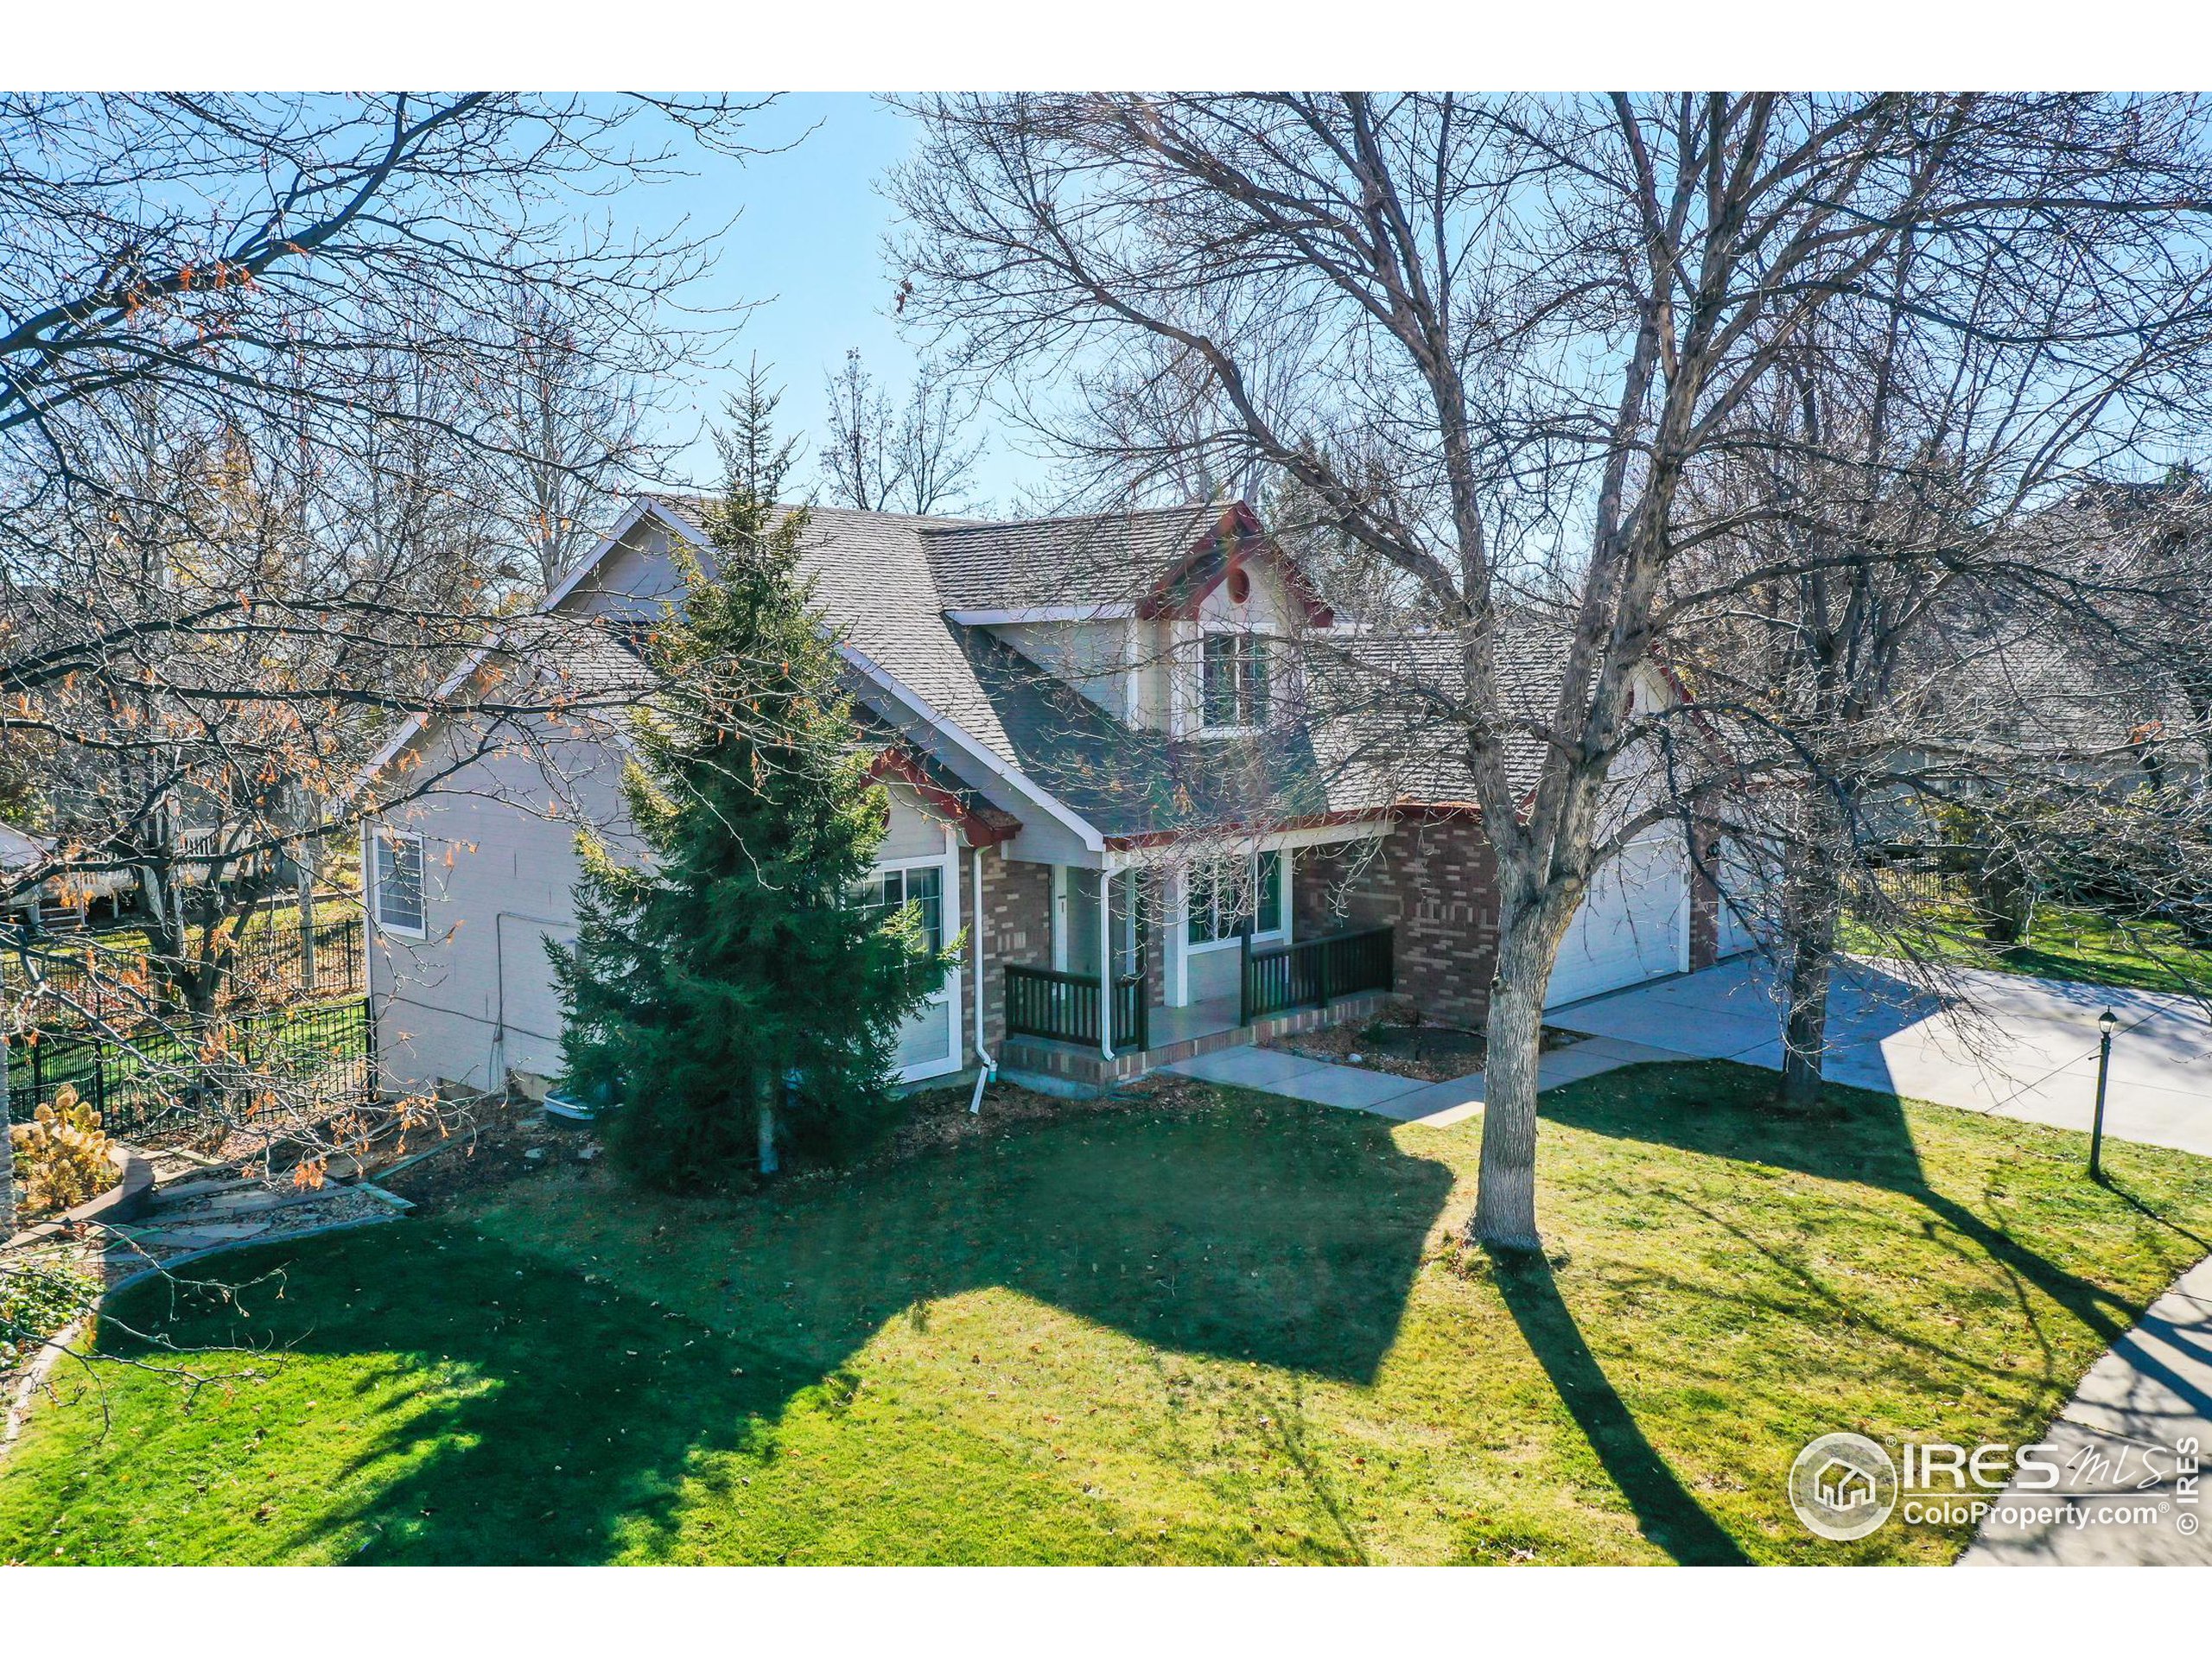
[1099,866,1114,1060]
[968,843,995,1115]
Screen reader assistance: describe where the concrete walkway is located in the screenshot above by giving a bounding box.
[1550,957,2212,1158]
[1163,1033,1680,1127]
[1960,1252,2212,1565]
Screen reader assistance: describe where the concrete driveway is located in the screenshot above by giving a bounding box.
[1547,956,2212,1158]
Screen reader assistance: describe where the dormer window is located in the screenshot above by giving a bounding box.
[1201,632,1270,729]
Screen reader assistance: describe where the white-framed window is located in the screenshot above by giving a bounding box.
[1186,849,1283,950]
[856,842,963,1083]
[1200,631,1271,728]
[372,829,427,938]
[857,862,944,955]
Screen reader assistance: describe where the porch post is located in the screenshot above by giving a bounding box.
[1163,864,1190,1007]
[1098,862,1114,1059]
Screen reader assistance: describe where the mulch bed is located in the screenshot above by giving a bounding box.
[1267,1018,1484,1083]
[372,1099,597,1210]
[378,1072,1239,1213]
[1267,1017,1586,1084]
[876,1073,1212,1160]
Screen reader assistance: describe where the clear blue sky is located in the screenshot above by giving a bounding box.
[634,93,1034,510]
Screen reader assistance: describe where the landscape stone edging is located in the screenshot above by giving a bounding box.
[104,1202,407,1295]
[1,1314,89,1461]
[3,1198,410,1461]
[3,1142,156,1251]
[63,1144,156,1227]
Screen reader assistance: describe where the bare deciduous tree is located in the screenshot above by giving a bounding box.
[888,92,2212,1249]
[1,93,769,1234]
[820,348,986,514]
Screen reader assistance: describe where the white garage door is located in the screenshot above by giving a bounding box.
[1545,836,1688,1008]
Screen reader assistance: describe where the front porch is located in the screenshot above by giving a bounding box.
[996,925,1395,1095]
[999,986,1395,1094]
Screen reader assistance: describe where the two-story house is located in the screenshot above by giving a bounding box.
[360,495,1724,1100]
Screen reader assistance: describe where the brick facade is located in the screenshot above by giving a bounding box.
[971,849,1054,1066]
[1296,815,1502,1029]
[1139,868,1166,995]
[1687,836,1720,971]
[976,818,1513,1071]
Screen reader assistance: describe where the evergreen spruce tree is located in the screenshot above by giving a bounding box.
[550,367,954,1186]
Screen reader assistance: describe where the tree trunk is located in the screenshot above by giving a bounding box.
[1470,904,1554,1253]
[1780,922,1835,1107]
[1777,816,1845,1108]
[755,1070,780,1178]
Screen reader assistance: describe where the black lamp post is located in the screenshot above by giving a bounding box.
[2089,1008,2118,1181]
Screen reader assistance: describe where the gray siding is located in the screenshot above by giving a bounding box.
[369,724,632,1096]
[370,720,970,1095]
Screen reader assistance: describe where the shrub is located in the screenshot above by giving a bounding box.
[0,1262,97,1369]
[10,1086,117,1217]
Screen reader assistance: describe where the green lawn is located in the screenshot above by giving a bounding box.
[1858,899,2212,996]
[6,1061,2211,1565]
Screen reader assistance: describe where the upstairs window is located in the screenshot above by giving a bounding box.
[858,863,944,955]
[373,830,426,937]
[1200,632,1271,728]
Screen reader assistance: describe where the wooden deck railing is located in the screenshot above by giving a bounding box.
[1241,926,1395,1023]
[1005,963,1149,1052]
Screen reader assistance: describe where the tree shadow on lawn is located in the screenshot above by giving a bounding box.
[1456,1056,2212,1567]
[96,1096,1454,1564]
[1486,1249,1751,1565]
[1534,1060,2211,1426]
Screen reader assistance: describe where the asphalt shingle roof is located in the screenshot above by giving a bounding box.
[921,505,1226,610]
[951,625,1328,837]
[1306,613,1580,808]
[632,496,1584,835]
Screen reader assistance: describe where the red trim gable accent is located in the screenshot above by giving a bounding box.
[1136,501,1336,627]
[867,747,1020,848]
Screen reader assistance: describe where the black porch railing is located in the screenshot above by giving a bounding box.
[1241,926,1395,1023]
[1005,963,1149,1052]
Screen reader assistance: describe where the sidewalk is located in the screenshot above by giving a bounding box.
[1959,1252,2212,1566]
[1163,1033,1682,1127]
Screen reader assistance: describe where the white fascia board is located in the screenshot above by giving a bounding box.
[353,647,495,798]
[835,644,1106,854]
[944,604,1139,626]
[1111,817,1390,867]
[542,494,662,612]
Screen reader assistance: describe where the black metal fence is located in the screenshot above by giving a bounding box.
[2,912,364,1030]
[1243,926,1395,1023]
[4,997,374,1140]
[1847,850,1988,930]
[1005,963,1149,1052]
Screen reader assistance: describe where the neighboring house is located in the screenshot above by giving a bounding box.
[359,495,1723,1099]
[0,822,137,931]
